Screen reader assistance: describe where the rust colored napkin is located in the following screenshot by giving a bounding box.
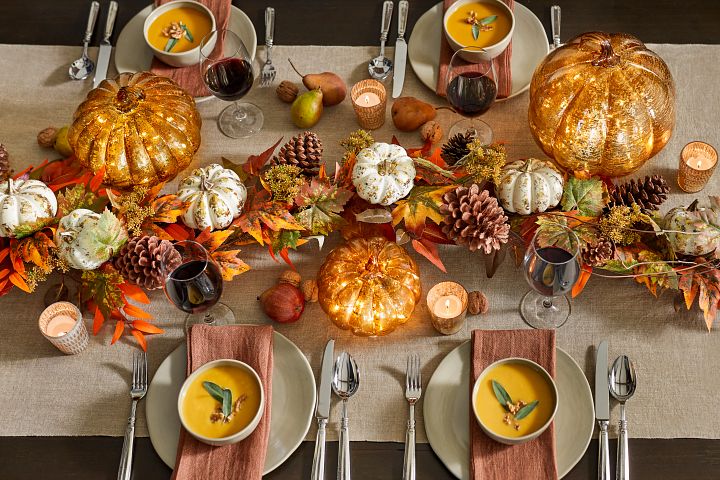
[437,0,514,98]
[172,324,273,480]
[151,0,231,97]
[470,329,558,480]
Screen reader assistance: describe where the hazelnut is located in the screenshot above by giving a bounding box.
[278,269,301,287]
[468,290,489,315]
[37,127,58,148]
[420,121,443,144]
[300,279,318,302]
[276,80,299,103]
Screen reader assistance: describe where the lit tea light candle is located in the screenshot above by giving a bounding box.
[351,79,387,130]
[45,314,77,337]
[360,92,381,107]
[434,295,464,319]
[427,282,468,335]
[678,141,718,193]
[39,302,89,355]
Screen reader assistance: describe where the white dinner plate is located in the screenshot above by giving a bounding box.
[424,342,594,479]
[408,2,549,100]
[145,331,316,474]
[115,4,257,103]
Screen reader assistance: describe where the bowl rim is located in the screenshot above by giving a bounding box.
[177,358,265,444]
[143,0,217,58]
[442,0,515,51]
[470,356,559,442]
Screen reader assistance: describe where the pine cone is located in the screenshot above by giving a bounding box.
[271,131,323,177]
[441,131,474,166]
[113,236,181,290]
[0,144,9,181]
[610,175,669,211]
[440,184,510,254]
[582,237,615,267]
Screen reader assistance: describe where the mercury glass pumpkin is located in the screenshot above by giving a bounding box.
[317,237,422,336]
[528,32,675,178]
[68,72,201,189]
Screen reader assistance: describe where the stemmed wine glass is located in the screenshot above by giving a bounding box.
[162,240,235,330]
[520,222,581,329]
[444,46,498,144]
[200,29,263,138]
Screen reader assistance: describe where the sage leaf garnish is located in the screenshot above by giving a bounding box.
[203,381,226,403]
[222,388,233,418]
[164,38,178,52]
[491,380,513,409]
[515,400,539,420]
[471,23,480,41]
[182,24,194,43]
[479,15,497,25]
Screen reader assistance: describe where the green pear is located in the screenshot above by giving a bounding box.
[291,88,323,128]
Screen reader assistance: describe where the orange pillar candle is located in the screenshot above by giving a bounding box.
[678,141,718,193]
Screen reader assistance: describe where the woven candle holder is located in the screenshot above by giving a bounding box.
[39,301,88,355]
[678,141,718,193]
[427,281,468,335]
[351,79,387,130]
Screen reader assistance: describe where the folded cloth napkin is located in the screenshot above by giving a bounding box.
[172,324,274,480]
[151,0,231,97]
[437,0,514,98]
[470,329,558,480]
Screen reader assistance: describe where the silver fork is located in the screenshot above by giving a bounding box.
[117,351,147,480]
[260,7,276,87]
[403,354,422,480]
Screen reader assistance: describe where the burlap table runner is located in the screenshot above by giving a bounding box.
[0,44,718,442]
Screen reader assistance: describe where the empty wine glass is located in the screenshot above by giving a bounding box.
[520,222,581,329]
[444,46,497,143]
[162,240,235,330]
[200,29,263,138]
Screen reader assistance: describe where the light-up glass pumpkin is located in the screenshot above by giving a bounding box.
[317,237,422,336]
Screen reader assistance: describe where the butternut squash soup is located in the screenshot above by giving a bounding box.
[445,2,512,48]
[146,5,212,53]
[474,361,555,438]
[181,364,262,439]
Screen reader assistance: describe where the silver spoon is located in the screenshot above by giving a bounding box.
[609,355,637,480]
[332,351,360,480]
[69,1,100,80]
[368,0,394,80]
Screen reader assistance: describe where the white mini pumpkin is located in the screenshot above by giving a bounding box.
[55,209,128,270]
[352,143,416,206]
[0,178,57,237]
[497,158,564,215]
[177,164,247,231]
[664,201,720,257]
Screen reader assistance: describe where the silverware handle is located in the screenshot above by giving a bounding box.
[598,420,611,480]
[397,0,409,38]
[338,405,351,480]
[84,1,100,44]
[380,1,393,40]
[617,406,629,480]
[103,1,118,42]
[310,418,327,480]
[551,5,561,48]
[402,403,416,480]
[117,399,137,480]
[265,7,275,47]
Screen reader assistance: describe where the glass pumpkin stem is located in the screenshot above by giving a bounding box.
[592,39,621,67]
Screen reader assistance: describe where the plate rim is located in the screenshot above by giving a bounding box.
[423,340,594,479]
[145,330,316,475]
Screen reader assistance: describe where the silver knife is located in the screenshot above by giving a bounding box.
[392,0,409,98]
[595,341,611,480]
[93,0,118,88]
[311,339,334,480]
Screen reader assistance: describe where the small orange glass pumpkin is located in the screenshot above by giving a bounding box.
[528,32,675,177]
[317,237,422,336]
[68,72,201,189]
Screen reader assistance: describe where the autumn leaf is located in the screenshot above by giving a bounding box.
[81,269,126,325]
[535,213,598,251]
[131,320,164,334]
[678,259,720,330]
[195,228,234,253]
[572,265,593,298]
[93,306,105,335]
[111,320,125,344]
[413,148,457,185]
[392,185,455,236]
[163,223,192,241]
[9,272,30,293]
[131,329,147,351]
[561,176,606,216]
[294,178,352,235]
[211,249,251,281]
[242,137,284,176]
[412,238,447,272]
[235,191,304,245]
[123,303,153,320]
[149,194,187,224]
[89,166,106,193]
[118,282,150,304]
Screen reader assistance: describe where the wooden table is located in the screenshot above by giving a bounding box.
[1,1,719,478]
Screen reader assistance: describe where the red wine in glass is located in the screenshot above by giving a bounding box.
[203,58,254,101]
[446,72,498,117]
[524,246,581,297]
[165,259,223,314]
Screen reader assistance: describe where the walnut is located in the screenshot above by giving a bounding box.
[278,269,301,287]
[209,410,224,423]
[234,394,248,413]
[468,290,489,315]
[37,127,58,148]
[276,80,299,103]
[301,279,318,302]
[420,121,443,144]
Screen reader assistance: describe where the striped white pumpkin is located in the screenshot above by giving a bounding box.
[0,178,57,237]
[177,164,247,231]
[352,143,416,206]
[497,158,564,215]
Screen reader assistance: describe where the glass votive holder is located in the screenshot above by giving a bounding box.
[427,281,468,335]
[39,301,88,355]
[678,141,718,193]
[351,79,387,130]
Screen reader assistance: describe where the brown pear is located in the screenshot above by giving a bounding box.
[289,59,347,106]
[392,97,437,132]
